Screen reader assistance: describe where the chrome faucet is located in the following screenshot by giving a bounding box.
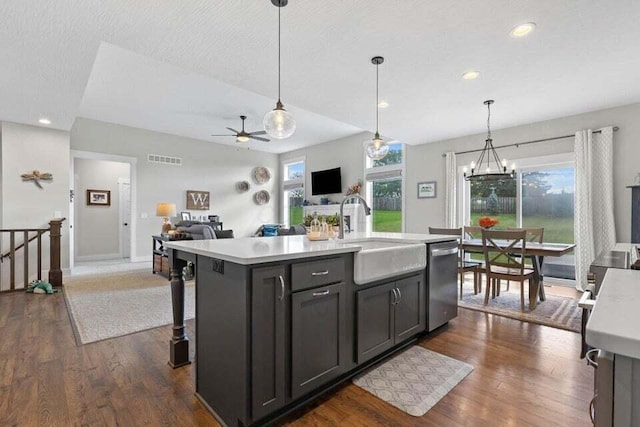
[338,194,371,239]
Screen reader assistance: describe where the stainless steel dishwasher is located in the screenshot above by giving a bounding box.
[427,241,459,331]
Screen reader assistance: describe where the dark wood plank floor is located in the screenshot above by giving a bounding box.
[0,290,592,426]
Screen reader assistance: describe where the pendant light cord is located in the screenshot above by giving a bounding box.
[375,62,379,134]
[486,101,491,140]
[278,5,281,102]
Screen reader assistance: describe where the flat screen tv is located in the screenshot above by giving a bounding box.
[311,167,342,195]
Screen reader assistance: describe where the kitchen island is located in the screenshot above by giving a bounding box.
[586,267,640,426]
[165,232,458,427]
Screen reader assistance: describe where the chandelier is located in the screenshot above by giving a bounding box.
[464,100,515,182]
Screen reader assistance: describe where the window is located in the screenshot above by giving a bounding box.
[364,142,404,232]
[461,153,575,279]
[282,158,305,227]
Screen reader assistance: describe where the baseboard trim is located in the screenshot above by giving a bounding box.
[131,255,152,263]
[75,253,122,262]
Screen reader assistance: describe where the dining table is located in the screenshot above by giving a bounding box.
[461,239,576,306]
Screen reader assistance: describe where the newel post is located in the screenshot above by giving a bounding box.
[48,218,64,287]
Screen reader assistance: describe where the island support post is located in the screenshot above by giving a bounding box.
[169,248,192,368]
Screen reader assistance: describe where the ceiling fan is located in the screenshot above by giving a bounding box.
[211,115,270,143]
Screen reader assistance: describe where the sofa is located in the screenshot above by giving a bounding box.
[176,223,234,240]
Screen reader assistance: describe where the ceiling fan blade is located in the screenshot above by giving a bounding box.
[226,127,240,134]
[248,130,267,136]
[249,135,270,142]
[210,134,235,137]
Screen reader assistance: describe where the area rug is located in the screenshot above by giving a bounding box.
[353,346,473,417]
[458,285,581,333]
[64,271,195,344]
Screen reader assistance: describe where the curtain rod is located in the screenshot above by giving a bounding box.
[442,126,619,157]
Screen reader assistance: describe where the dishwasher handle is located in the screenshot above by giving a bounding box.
[431,247,458,257]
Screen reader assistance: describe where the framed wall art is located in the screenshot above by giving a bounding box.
[186,190,210,210]
[86,189,111,206]
[417,181,436,199]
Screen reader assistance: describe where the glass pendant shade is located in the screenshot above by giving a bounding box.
[365,134,390,161]
[263,102,296,139]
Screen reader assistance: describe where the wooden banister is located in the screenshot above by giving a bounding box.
[0,218,66,291]
[48,219,65,287]
[1,230,46,261]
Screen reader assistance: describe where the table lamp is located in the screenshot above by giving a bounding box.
[156,203,176,234]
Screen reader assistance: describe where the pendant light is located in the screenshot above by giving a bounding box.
[263,0,296,139]
[463,100,516,182]
[365,56,389,161]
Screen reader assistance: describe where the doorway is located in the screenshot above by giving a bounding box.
[69,151,137,274]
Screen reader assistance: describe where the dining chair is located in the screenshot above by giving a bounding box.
[429,227,482,299]
[505,227,544,291]
[481,229,537,311]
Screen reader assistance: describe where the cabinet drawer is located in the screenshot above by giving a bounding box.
[291,257,345,291]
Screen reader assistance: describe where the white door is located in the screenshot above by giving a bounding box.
[119,180,131,259]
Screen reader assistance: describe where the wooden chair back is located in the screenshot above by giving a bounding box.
[463,226,483,240]
[481,229,527,276]
[508,227,544,243]
[428,227,462,237]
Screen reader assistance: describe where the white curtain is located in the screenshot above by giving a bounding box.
[574,127,616,291]
[444,152,457,228]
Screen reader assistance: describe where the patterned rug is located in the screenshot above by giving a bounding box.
[353,346,473,416]
[458,283,581,333]
[64,270,195,344]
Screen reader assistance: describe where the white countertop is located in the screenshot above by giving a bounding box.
[586,269,640,359]
[163,232,457,265]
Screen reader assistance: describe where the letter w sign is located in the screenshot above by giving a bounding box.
[186,190,210,210]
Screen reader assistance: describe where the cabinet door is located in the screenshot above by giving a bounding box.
[251,265,287,421]
[356,282,396,364]
[291,282,346,399]
[394,275,426,342]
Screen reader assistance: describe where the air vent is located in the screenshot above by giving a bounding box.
[148,154,182,166]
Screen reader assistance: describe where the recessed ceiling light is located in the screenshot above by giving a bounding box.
[378,100,389,108]
[510,22,536,38]
[462,71,480,80]
[38,118,51,125]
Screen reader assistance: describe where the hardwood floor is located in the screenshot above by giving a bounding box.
[0,290,592,426]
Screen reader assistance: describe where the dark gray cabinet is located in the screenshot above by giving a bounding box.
[291,282,346,399]
[394,275,426,341]
[356,275,425,364]
[251,265,287,421]
[356,282,396,363]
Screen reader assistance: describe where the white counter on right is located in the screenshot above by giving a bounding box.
[586,268,640,359]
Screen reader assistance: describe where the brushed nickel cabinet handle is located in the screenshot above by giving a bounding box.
[395,287,402,304]
[312,290,330,297]
[278,275,285,301]
[311,270,329,276]
[391,288,398,305]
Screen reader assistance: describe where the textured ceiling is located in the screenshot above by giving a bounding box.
[77,43,362,153]
[1,0,640,152]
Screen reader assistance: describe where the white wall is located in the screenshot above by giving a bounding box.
[74,158,130,260]
[0,122,70,289]
[70,118,279,260]
[279,131,371,214]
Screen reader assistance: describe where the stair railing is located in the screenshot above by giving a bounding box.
[0,218,66,291]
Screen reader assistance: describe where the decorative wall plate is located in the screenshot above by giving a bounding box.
[236,181,250,193]
[252,167,271,184]
[254,190,270,205]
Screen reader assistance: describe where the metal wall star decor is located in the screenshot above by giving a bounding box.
[21,170,53,189]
